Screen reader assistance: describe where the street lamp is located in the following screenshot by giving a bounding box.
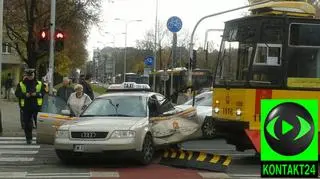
[105,32,116,47]
[114,18,142,82]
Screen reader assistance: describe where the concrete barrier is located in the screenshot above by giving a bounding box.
[159,148,231,172]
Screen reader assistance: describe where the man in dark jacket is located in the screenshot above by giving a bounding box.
[57,77,74,102]
[15,69,46,144]
[4,73,13,100]
[79,74,94,100]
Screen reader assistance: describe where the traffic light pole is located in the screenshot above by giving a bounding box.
[48,0,56,95]
[0,0,3,97]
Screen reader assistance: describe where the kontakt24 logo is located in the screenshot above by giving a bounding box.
[261,100,318,178]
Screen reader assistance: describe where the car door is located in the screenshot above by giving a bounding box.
[36,95,77,145]
[150,95,201,146]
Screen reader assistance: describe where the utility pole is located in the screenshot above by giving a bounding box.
[48,0,56,95]
[153,0,158,92]
[170,33,177,95]
[124,23,128,82]
[0,0,3,96]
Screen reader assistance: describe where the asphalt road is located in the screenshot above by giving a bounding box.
[0,136,261,179]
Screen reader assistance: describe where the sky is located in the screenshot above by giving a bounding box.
[86,0,250,60]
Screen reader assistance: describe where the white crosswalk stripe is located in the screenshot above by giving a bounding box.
[0,137,39,163]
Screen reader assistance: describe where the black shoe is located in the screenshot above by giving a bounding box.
[26,140,32,145]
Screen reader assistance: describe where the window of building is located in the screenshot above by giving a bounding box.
[2,43,11,54]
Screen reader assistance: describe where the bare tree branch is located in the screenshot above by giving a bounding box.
[5,23,27,43]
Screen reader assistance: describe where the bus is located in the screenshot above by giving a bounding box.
[149,67,212,99]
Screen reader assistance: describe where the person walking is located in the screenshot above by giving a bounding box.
[15,69,45,144]
[79,74,94,100]
[57,77,74,102]
[4,73,13,100]
[67,84,92,117]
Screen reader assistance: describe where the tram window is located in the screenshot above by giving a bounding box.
[237,44,253,80]
[221,41,239,81]
[254,44,282,66]
[255,47,267,63]
[289,23,320,47]
[288,48,320,78]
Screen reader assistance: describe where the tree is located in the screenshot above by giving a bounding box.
[4,0,102,71]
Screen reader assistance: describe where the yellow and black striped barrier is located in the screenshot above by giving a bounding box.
[159,148,232,172]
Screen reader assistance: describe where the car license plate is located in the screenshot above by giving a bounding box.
[73,145,84,152]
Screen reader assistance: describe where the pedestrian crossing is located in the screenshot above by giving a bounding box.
[0,137,39,163]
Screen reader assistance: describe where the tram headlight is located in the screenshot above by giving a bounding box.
[236,109,242,116]
[214,107,220,113]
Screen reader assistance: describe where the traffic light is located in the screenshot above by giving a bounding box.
[37,28,65,52]
[55,30,64,52]
[38,28,49,51]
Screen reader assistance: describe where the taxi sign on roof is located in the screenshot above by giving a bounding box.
[107,82,151,91]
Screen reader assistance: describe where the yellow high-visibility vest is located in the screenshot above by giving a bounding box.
[19,81,43,107]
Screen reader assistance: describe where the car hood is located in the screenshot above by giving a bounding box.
[176,105,212,116]
[60,117,146,131]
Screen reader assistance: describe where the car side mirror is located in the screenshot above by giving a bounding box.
[61,109,71,116]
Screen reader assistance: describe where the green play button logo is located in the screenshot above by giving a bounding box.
[282,120,293,135]
[263,102,316,156]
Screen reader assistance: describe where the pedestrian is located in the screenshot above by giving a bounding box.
[4,73,13,100]
[15,69,45,144]
[67,84,92,117]
[79,74,94,100]
[57,77,74,102]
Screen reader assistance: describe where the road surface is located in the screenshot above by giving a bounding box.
[0,136,261,179]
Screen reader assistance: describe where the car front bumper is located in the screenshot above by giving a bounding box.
[54,137,138,153]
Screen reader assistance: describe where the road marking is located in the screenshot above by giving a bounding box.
[0,141,37,144]
[198,172,230,178]
[0,137,36,140]
[0,172,27,178]
[26,176,89,179]
[0,145,40,149]
[0,157,34,162]
[0,150,38,155]
[27,173,90,177]
[90,171,120,178]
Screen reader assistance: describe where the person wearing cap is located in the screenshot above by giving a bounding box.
[15,69,46,144]
[57,77,74,102]
[67,84,92,117]
[79,74,94,100]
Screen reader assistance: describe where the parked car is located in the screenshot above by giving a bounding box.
[176,91,215,139]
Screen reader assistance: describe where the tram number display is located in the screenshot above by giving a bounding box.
[222,108,233,115]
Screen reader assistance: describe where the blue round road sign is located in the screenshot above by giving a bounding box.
[167,16,182,33]
[144,56,154,66]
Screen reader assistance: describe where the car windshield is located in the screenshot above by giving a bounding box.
[41,95,70,115]
[81,95,147,117]
[184,92,212,107]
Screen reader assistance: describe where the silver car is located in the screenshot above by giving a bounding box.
[37,83,201,165]
[176,91,214,139]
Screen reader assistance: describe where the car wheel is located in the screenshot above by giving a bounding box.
[201,117,216,139]
[55,150,77,164]
[137,133,154,165]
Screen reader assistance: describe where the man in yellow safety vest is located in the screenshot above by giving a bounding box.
[15,69,45,144]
